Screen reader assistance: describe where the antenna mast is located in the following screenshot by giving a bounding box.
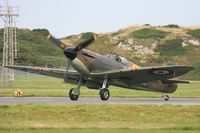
[0,0,19,87]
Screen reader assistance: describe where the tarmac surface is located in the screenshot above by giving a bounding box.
[0,97,200,105]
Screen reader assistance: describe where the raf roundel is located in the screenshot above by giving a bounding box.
[148,69,174,75]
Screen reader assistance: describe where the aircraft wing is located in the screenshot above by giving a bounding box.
[91,65,193,84]
[4,65,80,79]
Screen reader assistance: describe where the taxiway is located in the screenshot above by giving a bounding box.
[0,97,200,105]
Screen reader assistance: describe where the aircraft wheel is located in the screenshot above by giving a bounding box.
[69,88,79,101]
[99,88,110,101]
[164,95,169,101]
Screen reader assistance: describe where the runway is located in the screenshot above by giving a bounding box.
[0,97,200,105]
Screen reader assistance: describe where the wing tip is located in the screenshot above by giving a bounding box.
[184,66,194,72]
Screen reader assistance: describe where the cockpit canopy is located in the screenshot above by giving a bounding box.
[106,54,131,66]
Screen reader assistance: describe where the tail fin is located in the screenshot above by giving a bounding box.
[47,34,66,49]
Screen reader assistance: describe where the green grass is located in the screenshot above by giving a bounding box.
[155,39,186,56]
[0,104,199,131]
[0,78,200,98]
[1,128,200,133]
[187,29,200,39]
[132,28,169,39]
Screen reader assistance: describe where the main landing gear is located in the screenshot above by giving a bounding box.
[99,76,110,101]
[69,79,82,101]
[162,94,169,101]
[68,76,110,101]
[69,88,79,100]
[99,88,110,101]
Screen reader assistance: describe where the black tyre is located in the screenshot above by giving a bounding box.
[164,95,169,101]
[69,88,79,101]
[99,88,110,101]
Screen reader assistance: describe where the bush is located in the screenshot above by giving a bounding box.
[32,29,49,36]
[18,30,34,41]
[132,28,169,39]
[155,39,186,56]
[163,24,180,28]
[143,24,151,26]
[187,29,200,39]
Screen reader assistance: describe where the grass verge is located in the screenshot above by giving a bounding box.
[1,128,200,133]
[132,28,169,39]
[0,104,199,130]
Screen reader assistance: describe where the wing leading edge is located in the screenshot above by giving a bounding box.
[91,65,193,84]
[4,65,80,79]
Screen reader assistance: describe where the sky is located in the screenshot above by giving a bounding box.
[0,0,199,37]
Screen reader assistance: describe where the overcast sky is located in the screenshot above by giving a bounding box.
[0,0,199,37]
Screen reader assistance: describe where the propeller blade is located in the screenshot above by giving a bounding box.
[47,34,65,49]
[74,34,96,52]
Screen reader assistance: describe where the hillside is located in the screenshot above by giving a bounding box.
[0,25,200,80]
[0,28,66,67]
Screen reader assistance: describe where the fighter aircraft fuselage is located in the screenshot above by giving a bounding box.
[5,33,193,101]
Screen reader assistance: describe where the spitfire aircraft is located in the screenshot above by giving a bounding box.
[6,33,193,101]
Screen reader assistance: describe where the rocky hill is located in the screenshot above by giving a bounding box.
[0,25,200,80]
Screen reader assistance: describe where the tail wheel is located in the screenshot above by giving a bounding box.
[99,88,110,101]
[69,88,79,101]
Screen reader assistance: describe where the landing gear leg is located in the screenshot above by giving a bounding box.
[69,79,82,101]
[162,93,169,101]
[99,76,110,101]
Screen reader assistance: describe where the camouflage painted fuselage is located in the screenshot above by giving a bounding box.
[68,49,177,93]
